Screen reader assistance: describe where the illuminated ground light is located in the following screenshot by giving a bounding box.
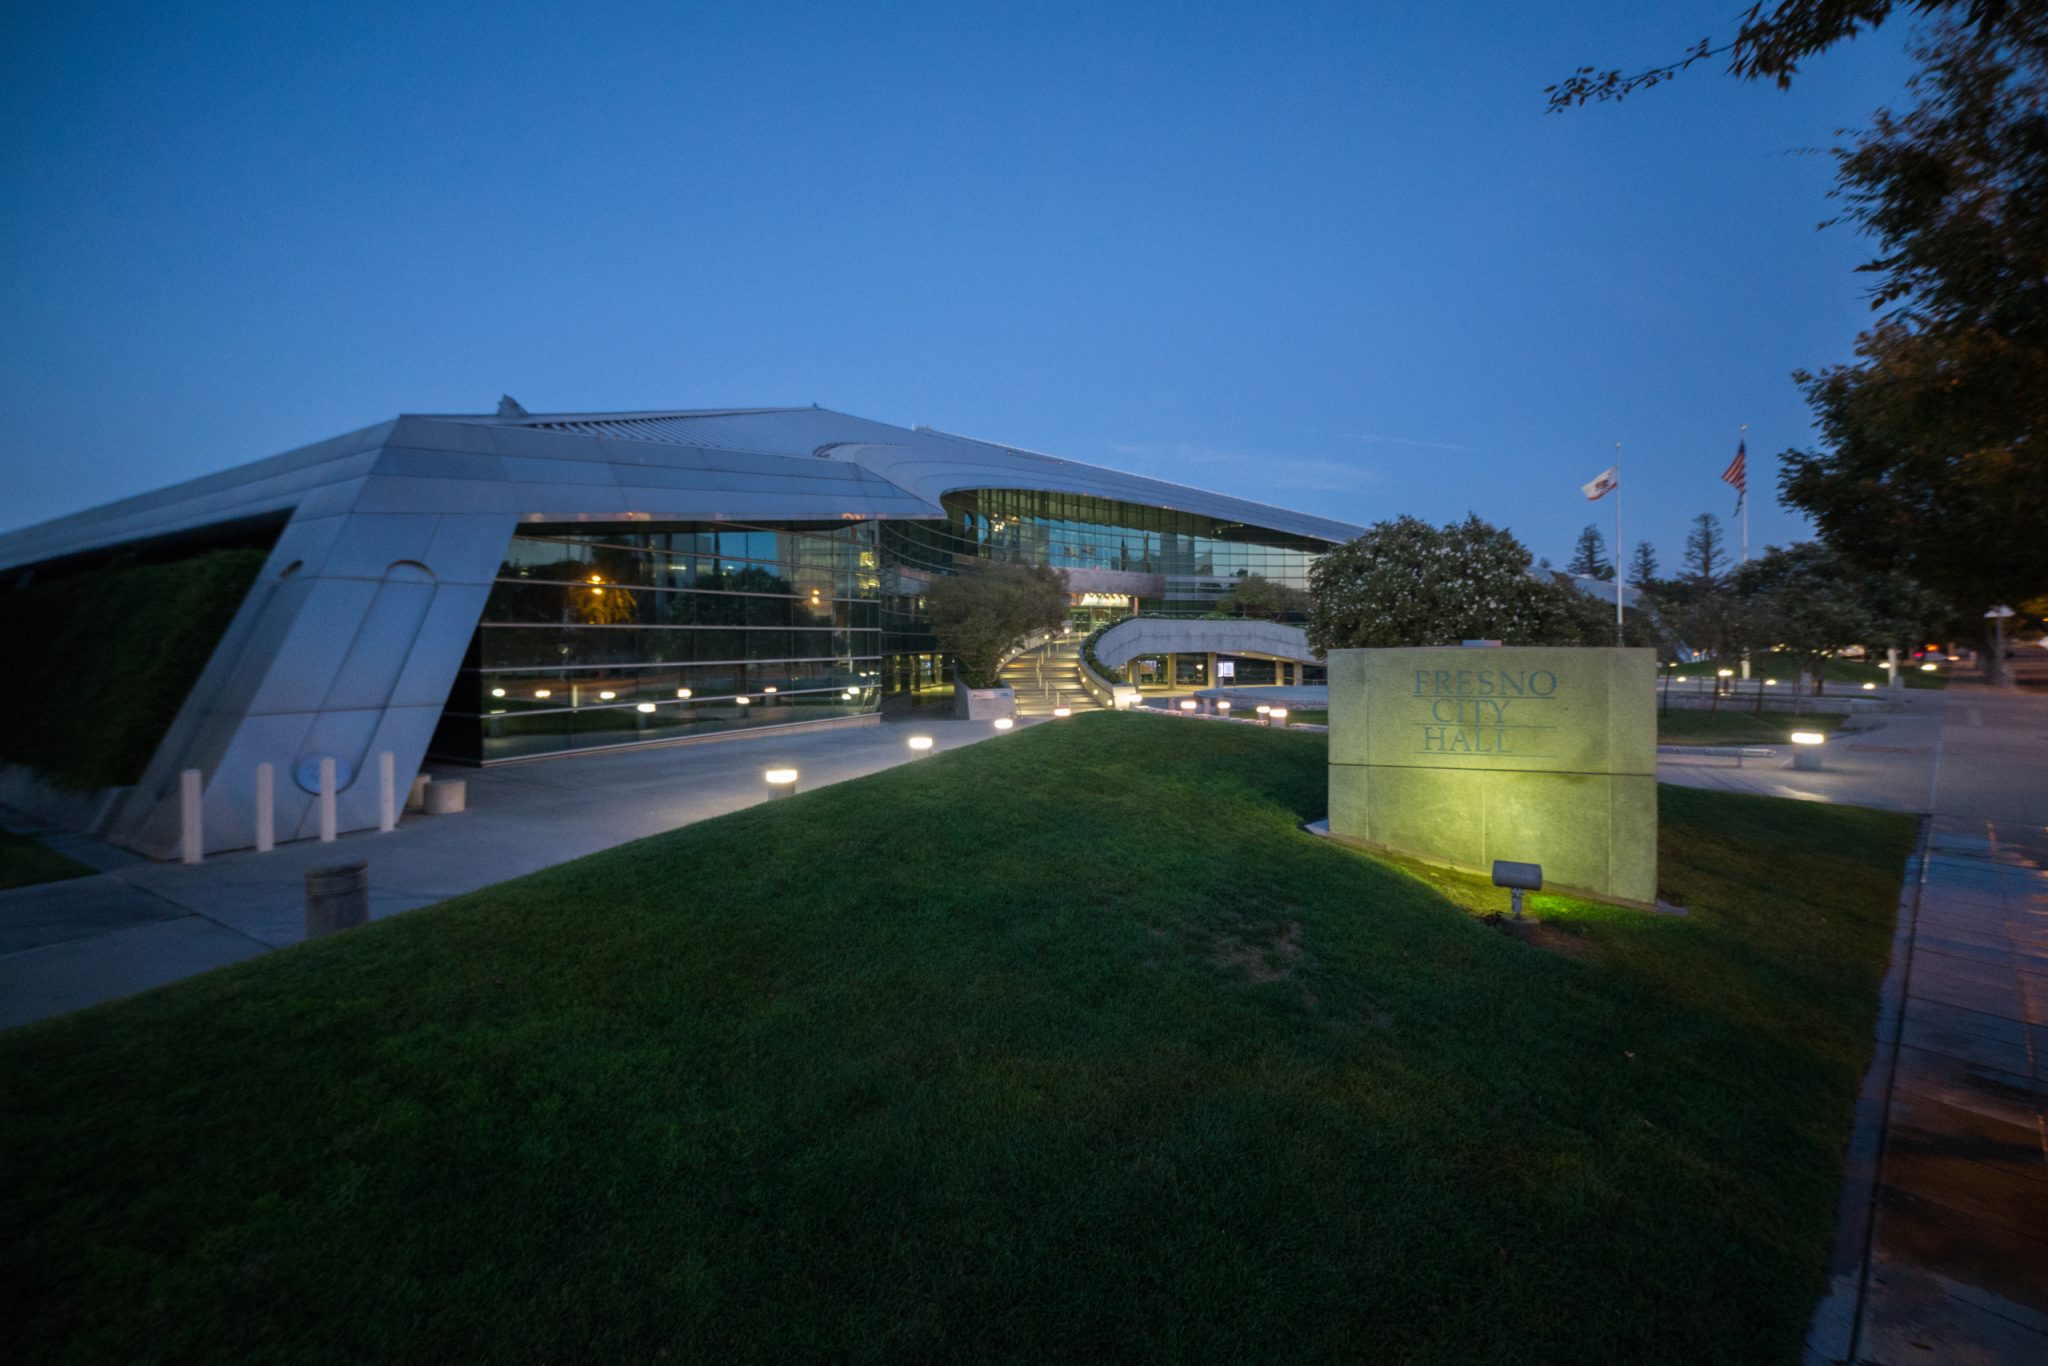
[635,702,656,713]
[1216,701,1232,714]
[1921,663,1938,672]
[1862,681,1877,690]
[764,686,778,694]
[907,735,934,754]
[677,687,693,698]
[1270,707,1290,725]
[735,696,751,706]
[1765,678,1778,686]
[534,689,552,699]
[764,767,798,798]
[490,687,506,698]
[1178,699,1197,713]
[993,717,1014,731]
[1791,730,1827,771]
[1255,705,1270,718]
[1052,707,1071,718]
[599,690,616,700]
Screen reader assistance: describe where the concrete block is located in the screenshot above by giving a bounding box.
[1327,646,1657,906]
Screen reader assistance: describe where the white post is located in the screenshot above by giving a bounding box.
[318,757,338,843]
[179,769,203,865]
[255,762,275,853]
[378,751,396,833]
[1887,646,1902,693]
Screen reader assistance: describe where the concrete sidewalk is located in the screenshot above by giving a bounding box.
[1655,691,1944,815]
[1799,683,2048,1364]
[0,714,1008,1031]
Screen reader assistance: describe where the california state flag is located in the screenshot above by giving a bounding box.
[1582,465,1619,500]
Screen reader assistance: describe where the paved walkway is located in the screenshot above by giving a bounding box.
[1717,683,2048,1365]
[0,715,1006,1030]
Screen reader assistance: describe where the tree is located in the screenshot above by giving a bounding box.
[1215,573,1310,620]
[1779,16,2048,668]
[925,561,1068,688]
[1629,540,1660,587]
[1735,544,1883,705]
[1546,0,2025,108]
[1684,513,1728,584]
[1567,524,1612,580]
[1306,514,1634,652]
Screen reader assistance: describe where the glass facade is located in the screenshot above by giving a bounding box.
[430,521,882,763]
[885,489,1320,592]
[430,492,1336,762]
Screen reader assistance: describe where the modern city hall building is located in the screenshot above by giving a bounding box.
[0,404,1360,855]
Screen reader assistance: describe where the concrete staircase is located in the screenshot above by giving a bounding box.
[1001,638,1105,716]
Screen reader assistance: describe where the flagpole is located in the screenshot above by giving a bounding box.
[1613,440,1623,644]
[1740,422,1750,567]
[1739,423,1751,682]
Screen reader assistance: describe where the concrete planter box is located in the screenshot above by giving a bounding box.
[953,686,1017,720]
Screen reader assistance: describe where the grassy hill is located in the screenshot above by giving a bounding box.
[0,715,1913,1364]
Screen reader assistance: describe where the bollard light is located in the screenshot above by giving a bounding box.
[1255,704,1271,716]
[1178,699,1197,713]
[1270,707,1289,725]
[1216,701,1231,714]
[1717,669,1734,678]
[677,687,693,698]
[1790,731,1826,745]
[535,688,552,699]
[764,767,799,798]
[1919,662,1937,672]
[907,734,934,754]
[490,687,506,698]
[1052,707,1071,718]
[1791,729,1826,771]
[599,690,616,700]
[736,695,751,706]
[636,702,656,713]
[764,685,778,694]
[1675,676,1689,684]
[993,717,1014,731]
[1765,678,1778,686]
[1862,681,1877,690]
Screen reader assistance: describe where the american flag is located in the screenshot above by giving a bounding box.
[1722,440,1747,511]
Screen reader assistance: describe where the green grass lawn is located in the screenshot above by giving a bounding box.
[1678,652,1946,690]
[0,716,1912,1364]
[0,829,95,891]
[1656,710,1846,746]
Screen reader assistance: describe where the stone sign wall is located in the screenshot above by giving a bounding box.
[1326,645,1657,906]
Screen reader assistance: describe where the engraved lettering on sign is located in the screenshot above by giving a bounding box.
[1410,668,1559,757]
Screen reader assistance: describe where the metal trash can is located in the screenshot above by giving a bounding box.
[305,861,369,939]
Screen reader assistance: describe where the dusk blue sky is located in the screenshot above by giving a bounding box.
[2,2,1922,571]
